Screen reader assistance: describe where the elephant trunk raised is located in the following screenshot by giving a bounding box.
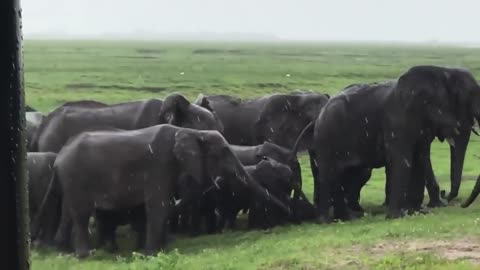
[461,174,480,208]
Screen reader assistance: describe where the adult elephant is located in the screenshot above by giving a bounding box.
[300,66,480,222]
[29,100,107,152]
[198,91,329,199]
[27,152,60,247]
[41,124,290,258]
[32,94,224,153]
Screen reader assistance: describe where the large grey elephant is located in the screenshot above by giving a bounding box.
[197,91,329,200]
[32,94,223,153]
[39,124,290,258]
[27,152,60,246]
[296,66,480,222]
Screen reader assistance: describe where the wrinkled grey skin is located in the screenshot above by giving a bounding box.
[30,100,107,152]
[230,142,308,202]
[32,94,224,153]
[40,124,289,258]
[27,152,60,246]
[198,92,328,206]
[26,112,44,151]
[305,66,480,222]
[215,158,294,231]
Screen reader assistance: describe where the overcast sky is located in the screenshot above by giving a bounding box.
[21,0,480,42]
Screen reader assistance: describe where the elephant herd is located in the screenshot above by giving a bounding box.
[25,65,480,258]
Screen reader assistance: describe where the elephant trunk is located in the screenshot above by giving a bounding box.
[289,121,314,161]
[461,174,480,208]
[231,156,292,215]
[444,129,470,201]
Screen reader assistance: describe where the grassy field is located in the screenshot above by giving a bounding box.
[27,40,480,270]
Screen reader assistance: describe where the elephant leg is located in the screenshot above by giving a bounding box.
[344,168,371,214]
[131,221,146,251]
[385,143,412,219]
[424,152,447,207]
[332,177,351,221]
[406,144,429,212]
[309,150,319,203]
[71,204,93,258]
[144,179,173,254]
[54,201,73,252]
[36,199,59,247]
[189,206,203,236]
[314,161,335,223]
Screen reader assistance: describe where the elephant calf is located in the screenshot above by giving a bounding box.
[216,158,294,231]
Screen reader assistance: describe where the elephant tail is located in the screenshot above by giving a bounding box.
[461,174,480,208]
[31,166,58,238]
[290,121,314,161]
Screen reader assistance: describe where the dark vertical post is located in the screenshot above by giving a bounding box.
[0,0,30,269]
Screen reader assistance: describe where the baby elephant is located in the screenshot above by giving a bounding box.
[217,157,294,231]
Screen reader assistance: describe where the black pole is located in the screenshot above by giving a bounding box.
[0,0,30,269]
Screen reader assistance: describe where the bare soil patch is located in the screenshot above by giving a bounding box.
[369,238,480,264]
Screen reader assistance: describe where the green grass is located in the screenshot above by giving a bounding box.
[27,40,480,270]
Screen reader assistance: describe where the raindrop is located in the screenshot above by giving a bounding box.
[403,158,411,168]
[391,132,395,138]
[438,109,442,115]
[285,74,291,77]
[148,144,153,154]
[365,131,369,137]
[456,121,461,127]
[180,72,185,75]
[364,117,368,124]
[270,127,274,133]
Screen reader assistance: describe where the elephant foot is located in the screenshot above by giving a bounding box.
[385,209,405,219]
[427,198,448,208]
[315,215,332,224]
[407,206,430,216]
[32,239,55,249]
[347,201,365,216]
[76,248,93,259]
[105,242,119,253]
[440,190,458,202]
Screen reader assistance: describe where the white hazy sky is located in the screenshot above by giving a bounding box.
[21,0,480,42]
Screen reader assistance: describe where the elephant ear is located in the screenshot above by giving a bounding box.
[254,95,311,148]
[173,129,205,185]
[194,94,215,112]
[159,93,191,126]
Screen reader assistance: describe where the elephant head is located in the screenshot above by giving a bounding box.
[254,92,329,151]
[461,174,480,208]
[159,93,224,132]
[173,129,291,215]
[255,157,293,190]
[437,68,480,201]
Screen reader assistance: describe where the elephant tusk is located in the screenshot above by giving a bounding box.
[472,128,480,136]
